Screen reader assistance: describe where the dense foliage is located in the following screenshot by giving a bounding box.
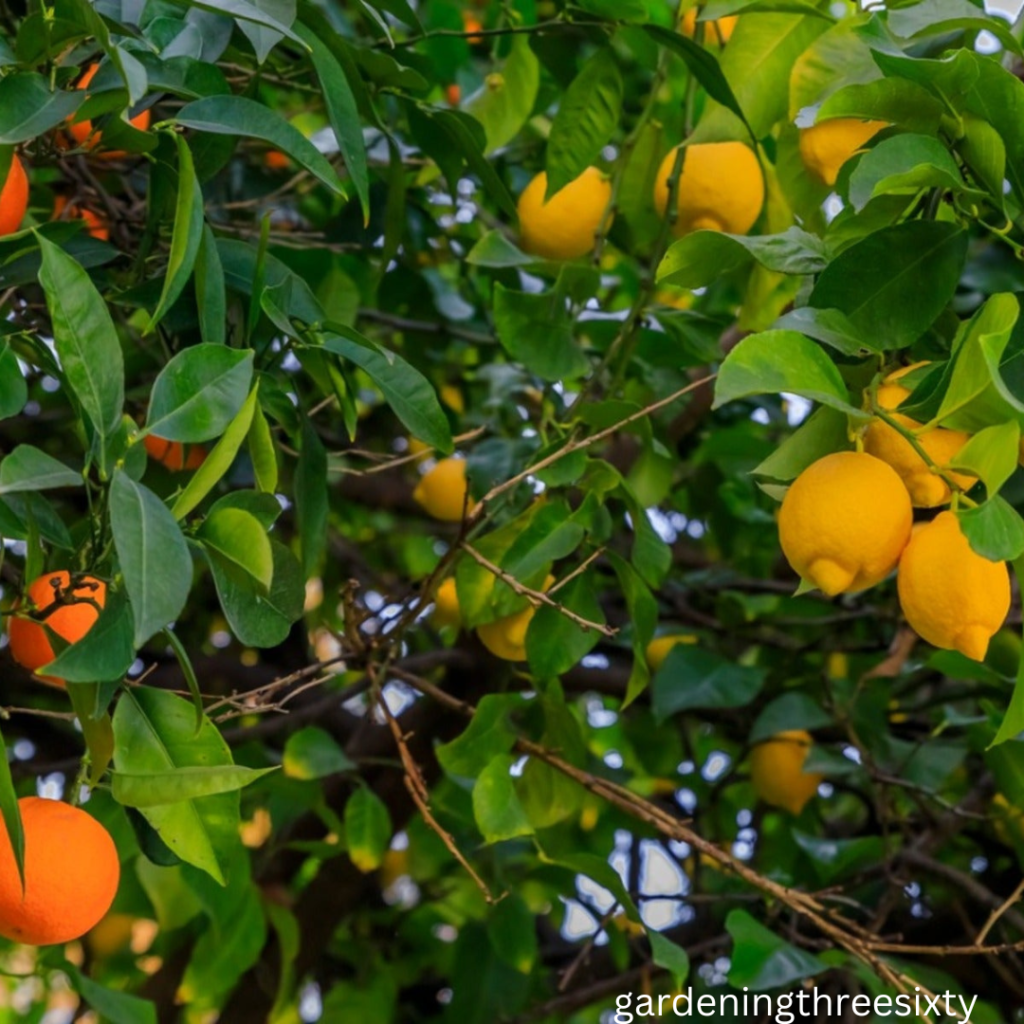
[4,0,1024,1021]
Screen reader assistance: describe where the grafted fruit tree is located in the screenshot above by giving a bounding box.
[2,0,1024,1021]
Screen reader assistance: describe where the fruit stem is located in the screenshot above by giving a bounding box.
[871,404,970,500]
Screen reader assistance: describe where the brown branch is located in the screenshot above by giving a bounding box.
[977,877,1024,946]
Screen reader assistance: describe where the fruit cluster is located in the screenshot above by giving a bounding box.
[778,368,1011,662]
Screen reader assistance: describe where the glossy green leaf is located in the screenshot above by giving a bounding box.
[525,574,604,679]
[248,403,278,494]
[463,36,539,154]
[283,727,355,780]
[65,964,157,1024]
[436,694,523,778]
[473,755,533,843]
[847,133,966,212]
[345,786,392,872]
[112,765,277,807]
[493,283,589,383]
[727,909,827,990]
[42,588,135,684]
[0,72,84,143]
[0,342,27,419]
[649,931,690,987]
[0,727,24,891]
[0,445,80,494]
[295,418,328,580]
[199,506,274,590]
[949,421,1020,496]
[653,645,766,721]
[195,224,227,346]
[957,497,1024,563]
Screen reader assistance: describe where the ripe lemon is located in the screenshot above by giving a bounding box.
[799,118,887,187]
[645,634,698,671]
[778,452,913,596]
[431,578,462,629]
[413,458,476,522]
[0,797,120,945]
[478,604,535,661]
[750,731,823,815]
[517,167,612,260]
[9,571,108,686]
[897,511,1010,661]
[680,6,738,42]
[0,155,28,238]
[863,364,974,507]
[653,142,764,237]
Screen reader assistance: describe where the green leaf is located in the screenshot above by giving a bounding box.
[195,225,227,346]
[990,571,1024,749]
[847,133,966,213]
[487,895,538,974]
[750,692,834,743]
[297,21,370,224]
[0,727,24,891]
[283,727,355,779]
[175,95,345,196]
[545,48,622,197]
[112,765,276,807]
[493,282,590,383]
[436,694,523,777]
[809,221,968,350]
[0,342,27,419]
[726,909,827,990]
[37,235,125,449]
[949,421,1020,496]
[0,445,80,494]
[792,830,888,886]
[577,0,648,20]
[888,0,1021,55]
[957,497,1024,563]
[199,507,273,591]
[112,687,243,884]
[148,134,205,333]
[643,25,754,140]
[248,403,278,493]
[775,306,877,356]
[42,588,135,684]
[65,964,157,1024]
[525,574,604,679]
[209,539,304,648]
[171,385,260,520]
[658,226,829,289]
[179,0,306,46]
[516,697,586,828]
[145,345,254,443]
[464,36,539,155]
[110,470,193,646]
[649,931,690,988]
[0,72,84,143]
[345,786,392,872]
[237,0,296,62]
[753,406,851,482]
[466,230,534,268]
[713,329,863,417]
[653,645,766,722]
[473,754,533,843]
[608,551,658,707]
[319,330,452,453]
[295,418,328,580]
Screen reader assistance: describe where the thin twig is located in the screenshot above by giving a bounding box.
[976,877,1024,946]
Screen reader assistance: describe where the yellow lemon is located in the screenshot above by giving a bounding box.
[897,511,1010,662]
[408,437,431,463]
[440,384,465,415]
[645,634,698,671]
[653,142,764,237]
[750,730,823,815]
[413,458,476,522]
[431,578,462,630]
[517,167,612,260]
[477,604,535,661]
[798,118,887,187]
[680,6,738,42]
[863,364,974,507]
[778,451,913,596]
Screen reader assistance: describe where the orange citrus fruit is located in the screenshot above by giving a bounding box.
[8,571,107,686]
[52,195,109,241]
[66,64,151,157]
[517,167,612,261]
[143,435,207,472]
[0,797,120,946]
[0,155,28,238]
[680,7,738,42]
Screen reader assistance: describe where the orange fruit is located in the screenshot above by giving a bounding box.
[143,435,207,472]
[0,155,28,238]
[66,64,151,157]
[463,12,484,42]
[8,571,107,686]
[680,7,738,43]
[52,195,109,241]
[446,83,462,106]
[265,150,291,171]
[0,797,120,946]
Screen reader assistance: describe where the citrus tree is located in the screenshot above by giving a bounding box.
[3,0,1024,1020]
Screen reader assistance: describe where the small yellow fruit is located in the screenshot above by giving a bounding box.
[440,384,465,415]
[407,437,431,463]
[863,364,974,508]
[798,118,887,187]
[477,604,535,661]
[517,167,612,261]
[778,452,913,596]
[431,578,462,630]
[750,730,823,815]
[645,634,698,672]
[413,458,476,522]
[897,511,1010,662]
[680,6,738,42]
[653,142,764,238]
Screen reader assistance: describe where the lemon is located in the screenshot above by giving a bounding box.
[863,364,974,507]
[653,142,764,237]
[897,511,1010,661]
[477,604,535,661]
[645,634,698,671]
[440,384,464,415]
[799,118,887,187]
[413,458,476,522]
[431,578,462,630]
[517,167,612,260]
[407,437,431,463]
[750,730,823,815]
[680,6,738,42]
[778,451,913,596]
